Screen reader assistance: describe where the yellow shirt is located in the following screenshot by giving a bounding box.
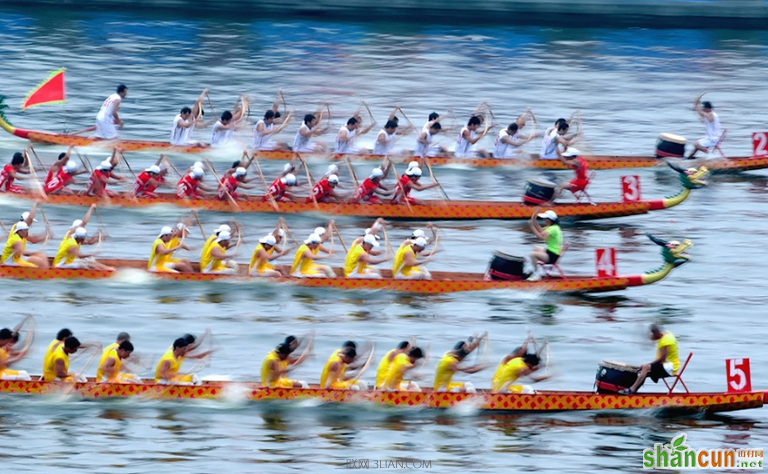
[201,235,216,262]
[343,245,367,277]
[433,352,459,390]
[96,342,120,381]
[43,345,69,382]
[249,243,274,274]
[393,246,418,277]
[154,348,183,382]
[657,332,680,373]
[53,237,80,267]
[168,236,182,263]
[290,244,313,275]
[43,339,62,374]
[148,238,172,271]
[392,242,408,275]
[492,357,527,392]
[261,349,288,388]
[320,349,347,388]
[201,242,226,272]
[375,349,397,388]
[2,233,26,264]
[0,347,8,370]
[384,353,412,390]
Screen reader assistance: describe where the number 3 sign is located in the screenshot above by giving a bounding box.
[621,176,641,203]
[726,358,752,393]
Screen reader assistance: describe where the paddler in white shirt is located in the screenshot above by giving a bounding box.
[95,84,127,140]
[293,112,328,153]
[170,89,208,146]
[540,118,577,159]
[210,98,247,147]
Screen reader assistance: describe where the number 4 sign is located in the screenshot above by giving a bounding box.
[621,176,641,203]
[596,248,617,277]
[753,132,768,157]
[726,358,752,393]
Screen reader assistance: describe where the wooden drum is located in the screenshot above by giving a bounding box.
[655,133,687,158]
[523,179,556,205]
[595,360,641,394]
[487,251,526,281]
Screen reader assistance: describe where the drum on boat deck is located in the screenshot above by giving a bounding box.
[595,360,641,394]
[523,179,556,205]
[487,252,526,281]
[656,133,687,158]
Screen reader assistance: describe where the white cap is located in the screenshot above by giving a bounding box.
[363,234,379,247]
[20,212,37,222]
[259,234,277,246]
[70,219,83,229]
[277,229,285,238]
[411,229,425,239]
[74,227,87,239]
[234,167,247,177]
[191,167,204,179]
[327,174,339,184]
[97,160,113,171]
[538,210,558,221]
[282,173,296,185]
[216,231,231,242]
[364,228,382,240]
[64,161,78,173]
[15,222,28,232]
[176,223,188,232]
[413,237,428,248]
[314,227,327,236]
[407,160,420,170]
[283,163,295,173]
[562,148,580,158]
[193,161,204,169]
[327,164,339,175]
[145,165,161,174]
[158,226,173,238]
[407,167,422,177]
[370,168,384,179]
[215,224,231,235]
[304,233,322,245]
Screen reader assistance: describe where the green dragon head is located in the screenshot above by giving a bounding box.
[0,95,10,124]
[679,166,709,189]
[662,239,693,265]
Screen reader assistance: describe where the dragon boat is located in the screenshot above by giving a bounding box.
[0,378,762,414]
[4,167,708,221]
[0,236,693,294]
[1,96,765,172]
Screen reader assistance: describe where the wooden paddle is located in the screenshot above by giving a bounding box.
[423,156,450,201]
[345,156,359,189]
[333,222,348,254]
[162,155,182,178]
[279,218,299,246]
[74,148,94,174]
[298,154,319,211]
[204,158,241,212]
[119,150,137,179]
[24,149,47,201]
[27,145,45,172]
[191,209,207,240]
[352,343,375,383]
[389,159,414,215]
[0,218,8,235]
[37,206,53,252]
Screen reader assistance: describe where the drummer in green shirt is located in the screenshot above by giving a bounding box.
[527,209,562,281]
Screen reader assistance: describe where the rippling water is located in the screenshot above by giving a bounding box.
[0,7,767,474]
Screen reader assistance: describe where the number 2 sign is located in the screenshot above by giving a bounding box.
[621,176,641,203]
[596,248,616,277]
[726,358,752,393]
[753,132,768,157]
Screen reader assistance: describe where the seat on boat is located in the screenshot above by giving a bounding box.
[573,171,596,205]
[663,352,692,394]
[538,242,569,279]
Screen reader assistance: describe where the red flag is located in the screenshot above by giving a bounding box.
[21,69,66,110]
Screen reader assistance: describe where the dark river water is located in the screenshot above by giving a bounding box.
[0,7,767,474]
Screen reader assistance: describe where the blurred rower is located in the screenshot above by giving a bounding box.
[53,226,113,271]
[383,346,425,392]
[0,151,30,194]
[149,226,193,273]
[261,341,309,389]
[219,166,258,201]
[307,174,343,203]
[391,166,439,205]
[201,230,237,274]
[375,341,411,389]
[44,147,87,195]
[344,234,389,279]
[43,336,86,382]
[83,150,124,197]
[290,233,335,278]
[1,221,49,269]
[155,337,210,385]
[0,317,34,381]
[263,173,297,202]
[321,344,368,390]
[491,352,550,393]
[550,148,590,202]
[249,233,289,277]
[349,164,395,204]
[170,89,208,146]
[176,166,211,199]
[433,334,487,393]
[97,340,138,384]
[392,237,431,280]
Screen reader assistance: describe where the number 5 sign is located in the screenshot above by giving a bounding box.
[596,248,616,277]
[753,132,768,157]
[621,176,641,203]
[726,358,752,393]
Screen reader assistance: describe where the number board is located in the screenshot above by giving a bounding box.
[621,176,641,203]
[726,358,752,393]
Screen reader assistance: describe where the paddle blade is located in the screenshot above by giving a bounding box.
[21,69,66,110]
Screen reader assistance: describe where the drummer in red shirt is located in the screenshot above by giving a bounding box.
[307,174,342,203]
[551,148,590,202]
[391,166,440,205]
[349,166,395,204]
[219,166,258,201]
[176,166,211,199]
[263,172,297,202]
[0,151,30,194]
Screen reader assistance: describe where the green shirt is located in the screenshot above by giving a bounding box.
[545,224,562,255]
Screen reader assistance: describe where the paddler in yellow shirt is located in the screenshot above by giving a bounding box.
[1,221,49,269]
[375,340,411,389]
[290,233,335,278]
[201,230,238,274]
[53,226,114,271]
[43,328,73,374]
[249,233,289,277]
[260,341,310,389]
[392,236,431,280]
[201,224,231,262]
[320,341,367,390]
[492,352,550,393]
[96,340,137,383]
[43,336,85,383]
[149,226,191,273]
[433,333,487,393]
[620,324,680,395]
[0,315,34,381]
[155,337,211,385]
[383,346,425,391]
[343,234,389,278]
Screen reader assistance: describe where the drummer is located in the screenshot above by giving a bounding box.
[687,96,723,159]
[550,148,590,202]
[619,324,680,395]
[527,210,562,281]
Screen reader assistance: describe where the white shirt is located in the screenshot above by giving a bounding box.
[705,112,722,140]
[373,129,396,155]
[335,125,357,153]
[170,115,193,146]
[494,130,523,158]
[455,126,476,157]
[540,127,559,159]
[210,121,234,147]
[414,131,433,157]
[252,120,274,149]
[96,93,120,123]
[293,123,312,151]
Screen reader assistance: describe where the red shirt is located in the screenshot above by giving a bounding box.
[0,164,16,191]
[133,171,153,196]
[43,167,73,194]
[88,169,110,196]
[307,178,332,203]
[145,175,165,194]
[391,174,411,204]
[176,174,200,198]
[263,177,286,201]
[218,175,239,201]
[351,178,378,202]
[574,156,589,181]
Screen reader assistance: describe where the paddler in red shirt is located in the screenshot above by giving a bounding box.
[307,174,343,203]
[218,166,258,201]
[133,164,164,198]
[391,166,440,205]
[83,149,124,197]
[349,161,395,204]
[176,166,211,199]
[263,173,298,202]
[551,148,590,202]
[0,151,30,194]
[43,147,87,195]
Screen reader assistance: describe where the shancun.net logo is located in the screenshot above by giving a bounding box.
[643,433,763,469]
